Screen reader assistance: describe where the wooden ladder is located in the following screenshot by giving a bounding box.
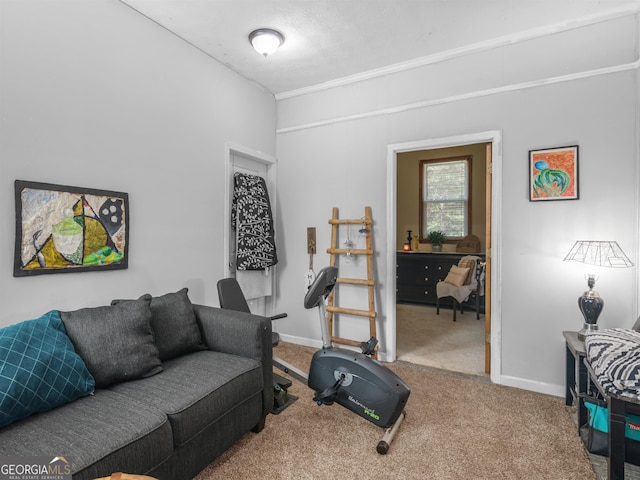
[326,206,377,358]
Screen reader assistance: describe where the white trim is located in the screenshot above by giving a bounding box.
[636,14,640,322]
[499,375,565,398]
[277,61,639,134]
[386,131,503,387]
[278,333,324,350]
[275,5,639,101]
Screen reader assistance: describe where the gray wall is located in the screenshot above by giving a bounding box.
[274,12,639,395]
[0,0,276,324]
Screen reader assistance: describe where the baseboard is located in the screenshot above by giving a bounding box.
[276,334,393,362]
[498,374,564,398]
[277,334,323,349]
[278,335,564,397]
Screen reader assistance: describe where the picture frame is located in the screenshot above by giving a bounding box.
[529,145,579,201]
[14,180,129,277]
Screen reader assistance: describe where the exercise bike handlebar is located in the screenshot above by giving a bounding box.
[303,266,338,310]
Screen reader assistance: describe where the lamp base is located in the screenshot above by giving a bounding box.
[577,278,604,341]
[577,323,599,341]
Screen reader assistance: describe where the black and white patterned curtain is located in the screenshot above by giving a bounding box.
[232,173,278,270]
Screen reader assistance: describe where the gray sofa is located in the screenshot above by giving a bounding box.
[0,288,273,479]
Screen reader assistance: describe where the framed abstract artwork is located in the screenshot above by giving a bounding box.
[529,145,579,201]
[14,180,129,276]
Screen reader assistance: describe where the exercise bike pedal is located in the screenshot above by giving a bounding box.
[313,375,344,405]
[274,372,292,390]
[359,336,378,356]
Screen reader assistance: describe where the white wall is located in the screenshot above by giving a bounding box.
[0,0,276,326]
[275,11,639,395]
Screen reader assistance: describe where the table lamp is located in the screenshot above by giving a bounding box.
[563,240,633,340]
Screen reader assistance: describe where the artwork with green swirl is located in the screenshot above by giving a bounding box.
[14,180,129,276]
[529,146,578,201]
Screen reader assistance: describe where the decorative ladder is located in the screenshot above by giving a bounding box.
[326,206,377,358]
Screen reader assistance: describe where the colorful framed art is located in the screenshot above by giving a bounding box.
[14,180,129,276]
[529,145,579,201]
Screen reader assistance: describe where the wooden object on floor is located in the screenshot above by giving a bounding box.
[326,206,377,358]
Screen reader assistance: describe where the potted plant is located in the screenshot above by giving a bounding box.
[427,230,446,252]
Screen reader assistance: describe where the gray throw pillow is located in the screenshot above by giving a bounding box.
[60,296,163,388]
[147,288,206,360]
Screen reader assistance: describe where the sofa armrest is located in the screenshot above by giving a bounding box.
[192,304,273,419]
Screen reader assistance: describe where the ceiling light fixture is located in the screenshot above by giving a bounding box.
[249,28,284,57]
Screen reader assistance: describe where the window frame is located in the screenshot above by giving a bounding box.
[418,155,472,243]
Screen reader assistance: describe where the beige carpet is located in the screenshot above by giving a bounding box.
[195,342,595,480]
[396,303,486,375]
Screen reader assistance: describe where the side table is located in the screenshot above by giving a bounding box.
[563,331,587,430]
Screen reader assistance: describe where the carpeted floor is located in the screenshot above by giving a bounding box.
[396,303,485,375]
[395,304,640,479]
[195,342,595,480]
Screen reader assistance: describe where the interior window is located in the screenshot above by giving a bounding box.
[419,156,471,241]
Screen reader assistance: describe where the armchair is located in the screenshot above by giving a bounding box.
[435,255,485,321]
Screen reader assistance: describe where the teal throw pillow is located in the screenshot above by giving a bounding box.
[0,310,95,428]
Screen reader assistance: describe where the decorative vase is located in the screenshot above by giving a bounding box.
[432,244,442,252]
[577,275,604,340]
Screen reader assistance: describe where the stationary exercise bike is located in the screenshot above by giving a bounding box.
[272,265,410,454]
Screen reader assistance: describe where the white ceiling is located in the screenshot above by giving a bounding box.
[119,0,638,96]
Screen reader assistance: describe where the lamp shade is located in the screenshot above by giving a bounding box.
[249,28,284,56]
[563,241,633,268]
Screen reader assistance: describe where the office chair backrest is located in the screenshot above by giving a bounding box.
[217,278,251,313]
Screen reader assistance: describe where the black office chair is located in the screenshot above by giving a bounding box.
[216,277,285,347]
[217,277,296,413]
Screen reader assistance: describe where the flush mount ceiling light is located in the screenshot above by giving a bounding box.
[249,28,284,57]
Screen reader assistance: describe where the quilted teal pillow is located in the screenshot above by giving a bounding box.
[0,310,95,428]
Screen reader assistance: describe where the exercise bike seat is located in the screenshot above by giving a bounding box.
[304,266,338,309]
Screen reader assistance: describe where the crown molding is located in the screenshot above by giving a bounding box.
[275,5,639,101]
[276,60,639,134]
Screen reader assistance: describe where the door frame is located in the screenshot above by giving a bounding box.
[385,130,502,385]
[224,142,278,315]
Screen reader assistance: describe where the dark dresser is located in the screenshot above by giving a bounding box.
[396,251,486,311]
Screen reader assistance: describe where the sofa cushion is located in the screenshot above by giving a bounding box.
[108,350,263,447]
[0,389,173,480]
[61,297,162,388]
[147,288,206,360]
[0,310,95,428]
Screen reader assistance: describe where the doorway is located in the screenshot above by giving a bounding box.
[396,142,488,375]
[224,142,278,317]
[385,131,502,384]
